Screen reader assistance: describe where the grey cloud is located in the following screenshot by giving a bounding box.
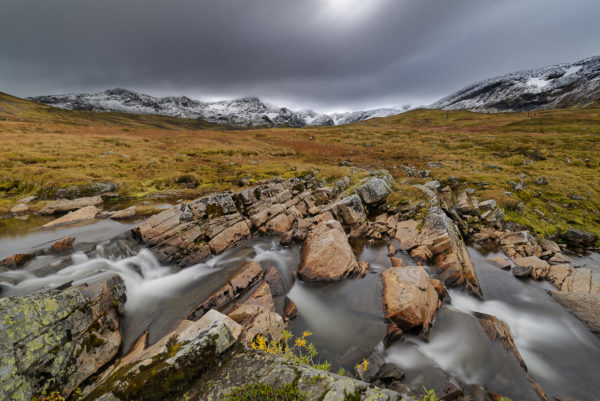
[1,0,599,112]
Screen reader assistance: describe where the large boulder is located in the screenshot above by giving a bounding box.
[382,265,440,332]
[411,206,482,297]
[561,229,598,249]
[42,206,101,228]
[82,310,242,401]
[326,194,367,226]
[297,220,363,281]
[40,196,103,215]
[0,276,126,400]
[356,173,393,205]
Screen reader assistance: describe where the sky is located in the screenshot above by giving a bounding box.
[1,0,599,113]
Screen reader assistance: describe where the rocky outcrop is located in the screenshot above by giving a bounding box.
[297,220,363,282]
[42,205,101,228]
[228,281,285,343]
[40,196,103,215]
[512,256,550,280]
[561,228,598,249]
[550,293,600,337]
[499,231,540,260]
[411,206,482,297]
[44,182,119,200]
[132,177,325,266]
[0,275,126,400]
[474,313,549,401]
[188,261,263,321]
[194,350,406,401]
[382,265,441,332]
[82,310,242,401]
[395,219,419,251]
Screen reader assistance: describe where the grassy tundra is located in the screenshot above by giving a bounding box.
[1,91,598,240]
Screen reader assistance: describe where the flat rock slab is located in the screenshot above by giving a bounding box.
[42,206,101,228]
[395,219,420,251]
[40,196,103,215]
[297,220,362,282]
[513,256,550,279]
[550,292,600,338]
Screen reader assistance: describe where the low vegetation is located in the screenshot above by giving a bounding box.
[1,91,598,241]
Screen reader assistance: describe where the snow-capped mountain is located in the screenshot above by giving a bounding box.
[29,88,411,127]
[431,56,600,112]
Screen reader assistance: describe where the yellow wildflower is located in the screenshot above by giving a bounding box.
[295,338,307,347]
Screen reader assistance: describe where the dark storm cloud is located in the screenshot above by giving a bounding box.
[1,0,600,111]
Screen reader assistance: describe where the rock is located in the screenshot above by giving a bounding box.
[403,166,430,178]
[0,253,34,269]
[110,206,137,220]
[500,231,540,259]
[83,310,241,401]
[474,313,549,401]
[513,256,550,280]
[238,177,251,186]
[327,194,367,226]
[284,298,298,320]
[548,253,571,265]
[512,265,533,278]
[40,195,104,215]
[388,242,397,256]
[354,349,386,382]
[19,195,37,204]
[334,176,350,189]
[10,203,29,214]
[539,239,561,254]
[545,264,573,288]
[50,182,119,200]
[479,199,497,212]
[264,266,287,298]
[264,213,292,234]
[280,230,294,246]
[486,256,511,270]
[382,265,440,332]
[429,278,450,303]
[356,176,393,205]
[0,275,126,400]
[42,206,101,228]
[550,292,600,337]
[195,350,404,401]
[395,219,420,251]
[533,177,548,185]
[560,268,600,295]
[49,236,76,254]
[208,220,251,254]
[412,206,482,297]
[297,220,363,282]
[188,261,263,321]
[561,229,598,248]
[229,281,285,342]
[390,257,405,267]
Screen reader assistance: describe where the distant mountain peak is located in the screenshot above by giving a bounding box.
[430,55,600,112]
[28,90,413,127]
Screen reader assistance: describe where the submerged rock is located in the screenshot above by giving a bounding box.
[297,220,363,282]
[381,265,440,332]
[0,275,126,400]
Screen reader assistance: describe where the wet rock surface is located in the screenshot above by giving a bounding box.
[382,265,441,332]
[297,219,363,282]
[40,196,104,215]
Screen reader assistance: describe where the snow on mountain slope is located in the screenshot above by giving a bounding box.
[29,89,411,127]
[431,56,600,112]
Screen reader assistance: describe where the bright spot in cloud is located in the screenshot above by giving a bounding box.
[318,0,388,22]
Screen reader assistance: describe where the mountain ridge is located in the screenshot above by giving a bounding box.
[431,55,600,112]
[29,89,411,128]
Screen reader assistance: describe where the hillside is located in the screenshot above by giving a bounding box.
[431,55,600,112]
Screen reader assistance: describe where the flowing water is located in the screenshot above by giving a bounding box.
[1,223,600,400]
